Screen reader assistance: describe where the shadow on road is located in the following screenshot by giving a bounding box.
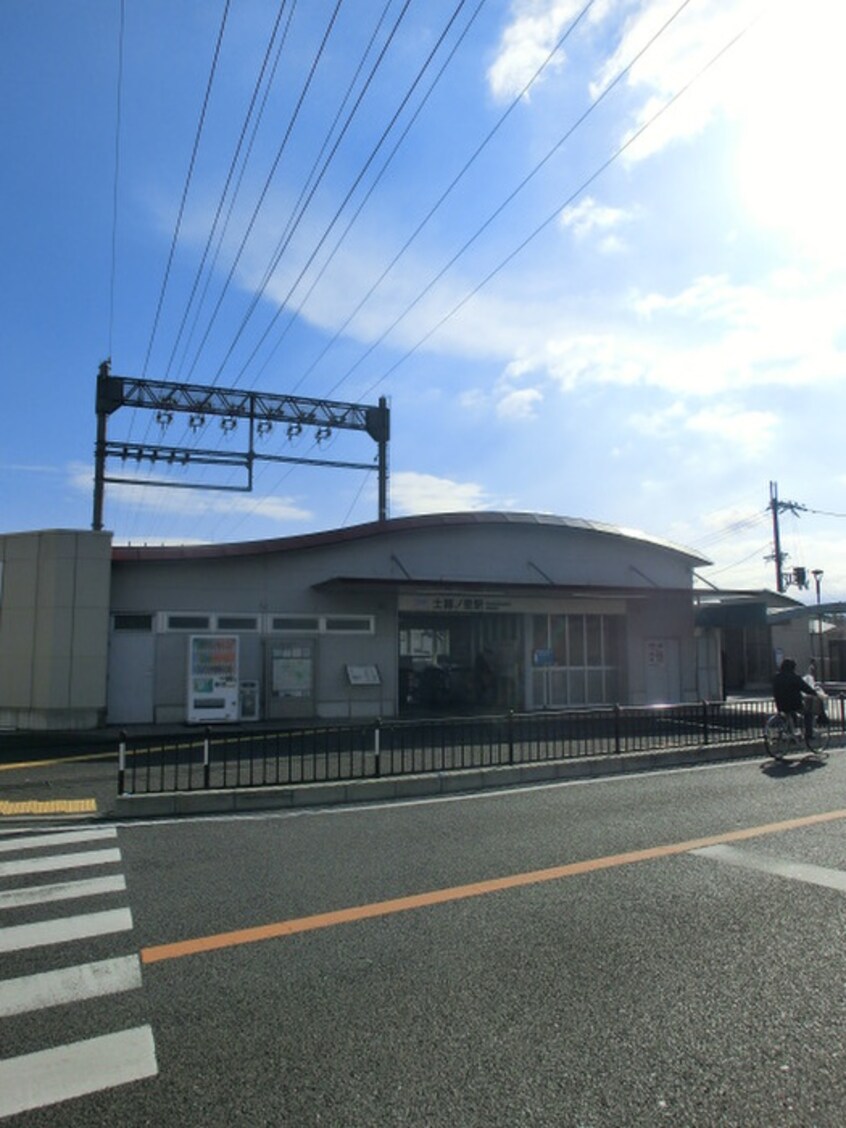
[760,754,828,778]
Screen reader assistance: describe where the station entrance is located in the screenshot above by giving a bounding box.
[398,604,523,713]
[397,592,626,714]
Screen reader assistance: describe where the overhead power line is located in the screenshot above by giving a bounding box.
[108,0,126,359]
[143,0,475,538]
[325,0,699,399]
[211,0,420,387]
[356,4,762,401]
[224,0,475,391]
[170,0,299,387]
[161,0,294,384]
[273,0,597,396]
[179,0,346,387]
[142,0,231,378]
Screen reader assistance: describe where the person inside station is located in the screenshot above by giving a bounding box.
[474,648,496,706]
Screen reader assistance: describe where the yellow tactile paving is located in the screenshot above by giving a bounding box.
[0,798,98,816]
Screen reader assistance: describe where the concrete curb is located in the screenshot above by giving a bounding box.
[111,740,767,819]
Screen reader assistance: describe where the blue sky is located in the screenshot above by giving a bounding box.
[2,0,845,601]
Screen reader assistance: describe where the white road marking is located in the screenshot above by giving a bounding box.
[0,847,121,878]
[0,873,127,911]
[0,828,116,854]
[691,844,846,893]
[0,1025,158,1119]
[0,907,133,953]
[0,954,142,1017]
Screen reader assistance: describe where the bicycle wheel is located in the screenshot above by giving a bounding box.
[806,714,831,756]
[764,714,791,759]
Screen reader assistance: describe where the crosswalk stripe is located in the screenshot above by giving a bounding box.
[0,907,133,953]
[0,874,126,911]
[691,844,846,892]
[0,1024,158,1118]
[0,954,142,1017]
[0,828,116,854]
[0,847,121,878]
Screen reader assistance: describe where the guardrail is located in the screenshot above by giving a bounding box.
[118,696,846,796]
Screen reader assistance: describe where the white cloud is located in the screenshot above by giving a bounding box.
[683,405,778,459]
[590,0,759,159]
[68,462,312,524]
[496,387,544,420]
[559,195,629,241]
[391,471,500,514]
[486,0,588,102]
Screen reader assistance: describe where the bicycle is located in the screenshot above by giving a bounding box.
[763,708,830,760]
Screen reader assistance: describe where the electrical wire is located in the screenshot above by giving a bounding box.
[122,0,332,536]
[700,542,773,577]
[180,0,346,387]
[171,1,298,385]
[145,0,464,536]
[107,0,126,360]
[325,0,699,399]
[205,0,424,388]
[117,2,765,545]
[254,0,591,395]
[133,0,393,536]
[141,0,231,378]
[356,6,761,402]
[225,0,475,391]
[161,0,293,383]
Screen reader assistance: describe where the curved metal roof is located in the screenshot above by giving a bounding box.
[111,510,709,565]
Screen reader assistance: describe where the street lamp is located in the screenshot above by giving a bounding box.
[811,568,824,680]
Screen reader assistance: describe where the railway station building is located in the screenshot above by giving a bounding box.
[0,513,721,730]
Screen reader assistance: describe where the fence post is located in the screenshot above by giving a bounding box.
[203,727,211,790]
[614,705,621,756]
[374,717,382,777]
[702,701,709,746]
[507,709,515,765]
[117,730,126,795]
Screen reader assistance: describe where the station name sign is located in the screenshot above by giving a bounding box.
[399,592,515,613]
[398,592,626,616]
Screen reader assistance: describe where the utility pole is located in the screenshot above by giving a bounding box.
[769,480,784,592]
[768,481,807,593]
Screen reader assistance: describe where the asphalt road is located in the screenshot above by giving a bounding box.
[3,750,846,1125]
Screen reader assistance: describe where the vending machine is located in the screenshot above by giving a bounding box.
[187,635,240,723]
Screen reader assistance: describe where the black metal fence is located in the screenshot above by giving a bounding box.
[117,696,846,796]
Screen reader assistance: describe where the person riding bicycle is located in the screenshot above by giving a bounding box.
[772,657,822,742]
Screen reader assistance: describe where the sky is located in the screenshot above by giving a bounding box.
[2,0,845,602]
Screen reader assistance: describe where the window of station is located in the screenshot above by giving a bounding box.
[217,615,259,631]
[532,613,623,706]
[324,616,373,633]
[113,613,154,631]
[164,614,212,631]
[270,615,374,634]
[271,616,320,633]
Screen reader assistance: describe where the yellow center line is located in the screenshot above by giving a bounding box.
[0,751,116,771]
[140,806,846,965]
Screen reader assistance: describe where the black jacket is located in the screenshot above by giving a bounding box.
[772,668,818,713]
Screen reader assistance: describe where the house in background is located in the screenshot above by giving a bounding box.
[694,589,842,697]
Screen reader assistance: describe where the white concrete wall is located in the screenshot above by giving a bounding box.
[0,530,112,729]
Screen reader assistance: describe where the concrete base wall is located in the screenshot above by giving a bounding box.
[0,530,112,731]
